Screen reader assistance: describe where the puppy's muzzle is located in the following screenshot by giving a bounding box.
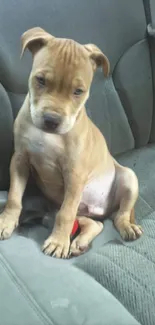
[43,112,62,132]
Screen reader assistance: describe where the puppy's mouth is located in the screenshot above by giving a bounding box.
[40,119,69,135]
[42,124,60,134]
[42,112,61,132]
[30,104,75,134]
[41,112,75,134]
[33,117,71,135]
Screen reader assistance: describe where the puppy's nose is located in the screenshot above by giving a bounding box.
[43,113,61,131]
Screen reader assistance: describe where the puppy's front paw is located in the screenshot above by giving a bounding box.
[0,214,18,240]
[42,234,70,259]
[119,223,143,241]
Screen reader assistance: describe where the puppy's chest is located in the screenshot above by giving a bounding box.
[20,126,63,169]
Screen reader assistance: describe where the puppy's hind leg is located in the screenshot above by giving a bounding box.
[113,162,143,240]
[70,216,103,257]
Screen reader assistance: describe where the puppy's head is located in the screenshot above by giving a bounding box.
[21,27,110,134]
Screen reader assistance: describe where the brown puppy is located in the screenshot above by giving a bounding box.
[0,28,142,258]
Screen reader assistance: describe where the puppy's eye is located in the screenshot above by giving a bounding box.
[73,88,83,96]
[36,76,45,86]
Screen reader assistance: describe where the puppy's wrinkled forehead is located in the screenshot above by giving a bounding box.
[33,38,93,86]
[50,38,87,66]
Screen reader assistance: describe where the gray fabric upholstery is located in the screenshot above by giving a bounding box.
[0,234,141,325]
[113,39,153,147]
[76,214,155,325]
[0,84,13,189]
[0,0,155,324]
[144,0,155,143]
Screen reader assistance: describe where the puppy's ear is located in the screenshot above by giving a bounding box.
[21,27,53,57]
[84,44,110,77]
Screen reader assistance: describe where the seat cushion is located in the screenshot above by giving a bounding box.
[76,213,155,325]
[0,234,140,325]
[76,144,155,325]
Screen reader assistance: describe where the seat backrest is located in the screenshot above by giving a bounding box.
[0,0,153,189]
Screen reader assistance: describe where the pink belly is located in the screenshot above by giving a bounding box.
[78,168,115,217]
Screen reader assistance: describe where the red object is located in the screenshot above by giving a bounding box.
[71,219,79,236]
